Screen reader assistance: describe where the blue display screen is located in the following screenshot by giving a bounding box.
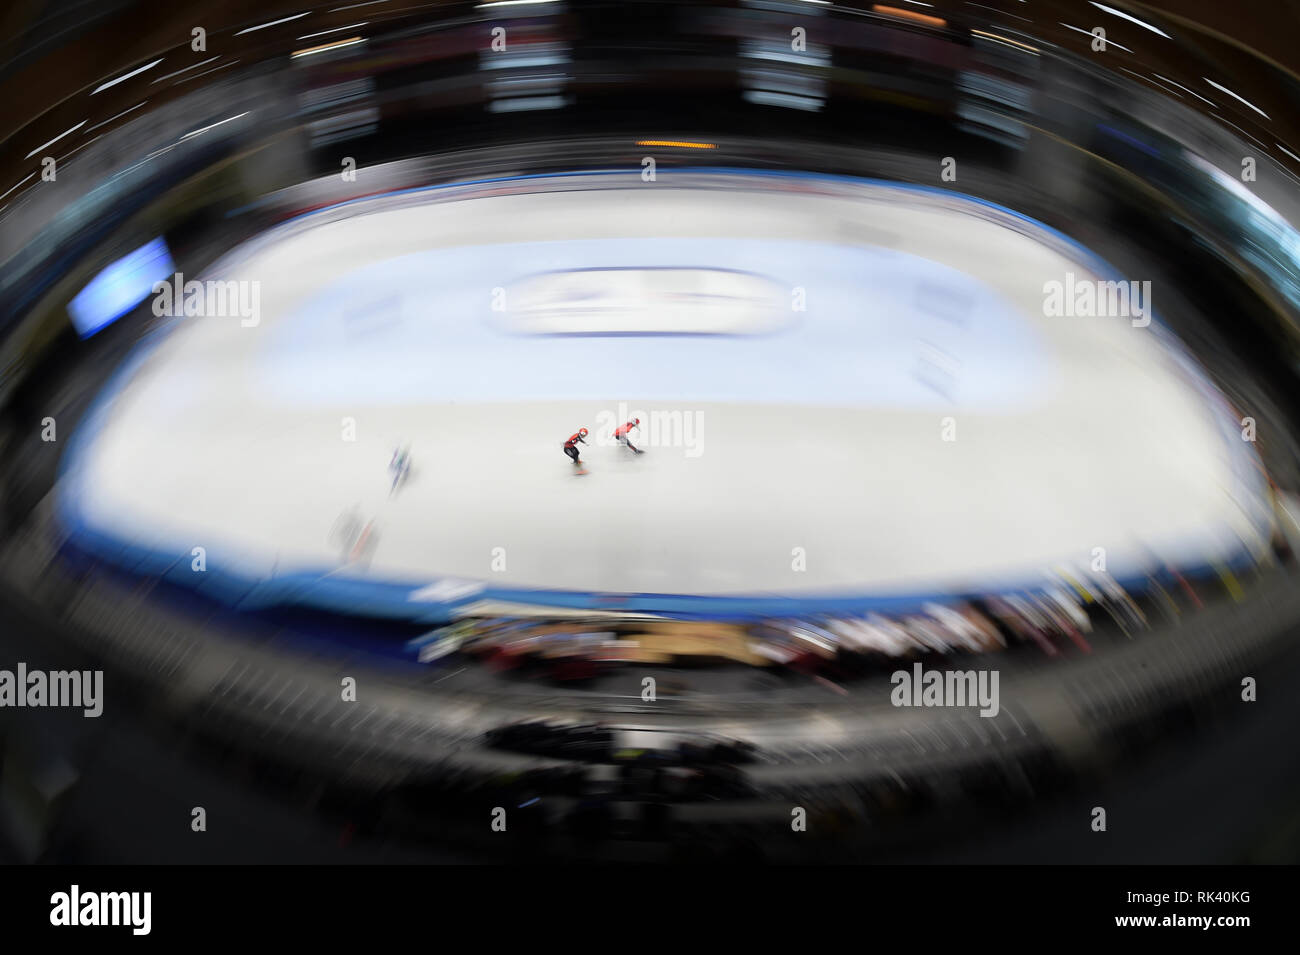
[67,237,175,338]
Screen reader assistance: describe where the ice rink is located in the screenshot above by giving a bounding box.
[59,172,1275,618]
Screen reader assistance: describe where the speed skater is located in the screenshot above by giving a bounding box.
[613,418,644,453]
[389,444,412,494]
[563,427,588,468]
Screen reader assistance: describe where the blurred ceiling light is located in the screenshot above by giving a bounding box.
[1119,66,1176,95]
[487,95,569,112]
[476,0,561,7]
[179,112,250,142]
[85,101,147,133]
[91,58,163,94]
[24,120,86,159]
[235,13,310,35]
[1211,113,1268,150]
[1152,73,1215,106]
[635,140,717,149]
[1089,2,1170,38]
[740,35,831,67]
[58,133,102,163]
[742,89,823,110]
[292,37,365,57]
[1203,78,1270,119]
[1276,142,1300,164]
[330,1,390,10]
[967,1,1032,23]
[151,57,219,83]
[1058,22,1133,53]
[299,23,369,40]
[971,29,1039,53]
[174,60,239,85]
[873,4,946,26]
[0,173,35,202]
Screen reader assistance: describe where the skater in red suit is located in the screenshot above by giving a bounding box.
[613,418,644,454]
[563,427,589,470]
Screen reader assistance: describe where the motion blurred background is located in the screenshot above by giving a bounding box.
[2,0,1300,864]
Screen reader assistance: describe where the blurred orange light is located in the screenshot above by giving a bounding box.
[635,140,717,149]
[872,5,947,28]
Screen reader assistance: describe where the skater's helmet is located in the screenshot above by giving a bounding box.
[633,418,640,426]
[579,427,588,437]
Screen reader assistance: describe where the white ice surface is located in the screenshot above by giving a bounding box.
[63,177,1272,598]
